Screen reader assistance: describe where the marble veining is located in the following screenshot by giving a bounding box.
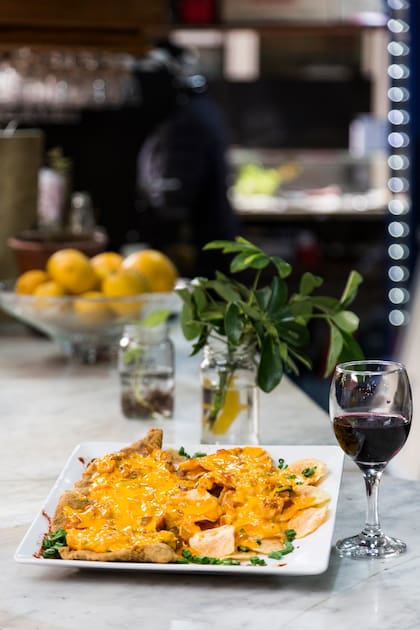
[1,323,419,630]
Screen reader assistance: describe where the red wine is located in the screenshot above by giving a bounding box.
[333,413,410,465]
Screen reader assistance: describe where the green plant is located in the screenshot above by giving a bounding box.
[177,237,363,414]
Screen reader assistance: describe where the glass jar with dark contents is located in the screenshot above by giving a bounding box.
[118,323,175,419]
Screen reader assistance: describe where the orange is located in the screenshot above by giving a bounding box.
[73,290,111,324]
[122,249,178,293]
[102,268,149,316]
[90,251,123,281]
[15,269,50,294]
[32,280,68,310]
[33,281,67,297]
[46,248,97,294]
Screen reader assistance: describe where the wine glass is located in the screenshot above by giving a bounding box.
[329,360,412,559]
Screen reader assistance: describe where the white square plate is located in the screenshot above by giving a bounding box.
[15,442,344,576]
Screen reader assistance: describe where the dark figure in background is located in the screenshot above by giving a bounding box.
[135,41,239,277]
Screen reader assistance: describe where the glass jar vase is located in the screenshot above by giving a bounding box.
[200,339,259,444]
[118,323,175,420]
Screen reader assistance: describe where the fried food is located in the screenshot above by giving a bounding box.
[45,429,330,565]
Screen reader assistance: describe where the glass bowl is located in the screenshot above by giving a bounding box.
[0,279,181,363]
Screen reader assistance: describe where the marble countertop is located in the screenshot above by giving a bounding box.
[1,323,419,630]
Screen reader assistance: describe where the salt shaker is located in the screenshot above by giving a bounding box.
[118,323,175,419]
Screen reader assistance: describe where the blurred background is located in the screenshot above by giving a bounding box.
[0,0,417,406]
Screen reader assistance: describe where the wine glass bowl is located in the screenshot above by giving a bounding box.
[330,360,412,559]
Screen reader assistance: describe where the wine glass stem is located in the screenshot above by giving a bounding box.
[362,468,383,537]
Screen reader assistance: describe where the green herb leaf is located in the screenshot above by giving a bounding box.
[340,270,363,307]
[41,528,67,559]
[177,236,364,418]
[180,549,240,565]
[271,256,292,279]
[301,466,317,477]
[267,276,288,313]
[324,323,344,376]
[249,556,267,566]
[268,539,295,559]
[257,335,283,393]
[299,272,324,296]
[140,309,171,327]
[332,310,360,333]
[225,302,244,345]
[179,303,202,340]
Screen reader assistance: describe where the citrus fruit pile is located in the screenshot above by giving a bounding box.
[14,248,178,323]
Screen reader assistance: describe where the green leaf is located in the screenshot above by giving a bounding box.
[255,287,272,310]
[230,251,270,273]
[225,302,244,345]
[140,309,171,327]
[180,304,202,340]
[276,321,310,347]
[338,331,365,363]
[332,310,360,333]
[287,347,312,371]
[270,256,292,279]
[192,286,208,312]
[257,335,283,392]
[324,323,344,376]
[240,302,264,320]
[175,287,194,308]
[299,272,324,296]
[205,280,241,303]
[340,270,363,307]
[191,332,208,356]
[307,296,339,313]
[288,299,314,320]
[268,276,288,313]
[203,237,257,254]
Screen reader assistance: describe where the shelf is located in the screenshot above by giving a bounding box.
[169,21,386,34]
[233,190,388,222]
[0,0,168,53]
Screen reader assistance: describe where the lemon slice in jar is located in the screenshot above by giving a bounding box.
[211,383,249,435]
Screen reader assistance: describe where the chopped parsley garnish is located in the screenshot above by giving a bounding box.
[178,447,207,459]
[267,530,296,560]
[285,529,297,541]
[179,550,240,565]
[286,474,297,480]
[277,458,288,470]
[302,466,317,477]
[237,545,250,552]
[249,556,266,566]
[41,528,67,559]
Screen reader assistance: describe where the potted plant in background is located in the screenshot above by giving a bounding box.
[177,237,363,444]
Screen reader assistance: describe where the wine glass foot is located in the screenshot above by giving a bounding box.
[336,532,407,559]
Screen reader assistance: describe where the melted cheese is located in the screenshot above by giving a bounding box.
[61,445,328,556]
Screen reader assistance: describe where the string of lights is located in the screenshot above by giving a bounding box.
[386,0,411,329]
